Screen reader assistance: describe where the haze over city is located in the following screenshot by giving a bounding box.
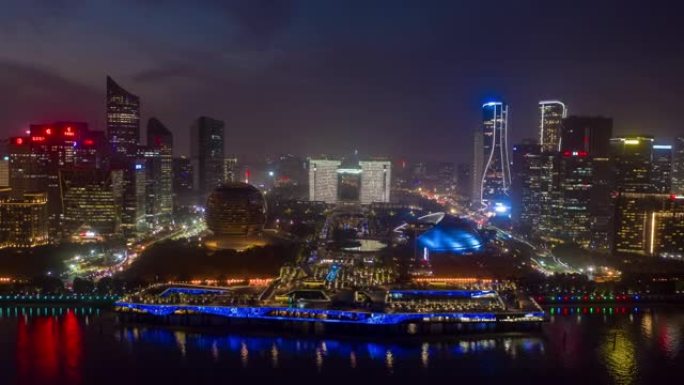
[2,0,684,161]
[2,1,684,385]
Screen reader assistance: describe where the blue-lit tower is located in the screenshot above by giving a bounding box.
[475,102,511,206]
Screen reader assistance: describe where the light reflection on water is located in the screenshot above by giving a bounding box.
[0,306,682,384]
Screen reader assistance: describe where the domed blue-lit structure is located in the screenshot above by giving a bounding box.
[396,213,484,254]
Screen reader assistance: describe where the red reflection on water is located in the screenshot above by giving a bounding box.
[62,310,83,384]
[14,310,83,385]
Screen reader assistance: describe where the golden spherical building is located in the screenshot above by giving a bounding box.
[205,182,266,236]
[203,183,285,251]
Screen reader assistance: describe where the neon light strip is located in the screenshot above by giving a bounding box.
[502,104,511,190]
[115,303,544,325]
[480,104,498,204]
[650,212,656,255]
[159,287,231,298]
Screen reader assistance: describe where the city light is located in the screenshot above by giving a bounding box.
[493,202,509,213]
[0,3,682,383]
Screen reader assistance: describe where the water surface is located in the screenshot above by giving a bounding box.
[0,306,682,385]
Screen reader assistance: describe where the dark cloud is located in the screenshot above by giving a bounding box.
[1,0,684,162]
[0,61,101,134]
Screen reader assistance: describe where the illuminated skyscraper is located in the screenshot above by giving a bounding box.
[474,102,511,206]
[511,140,543,235]
[106,76,140,160]
[27,122,88,238]
[539,100,567,152]
[359,160,391,204]
[561,116,613,157]
[191,116,225,194]
[146,118,173,223]
[8,137,41,198]
[60,169,120,240]
[224,156,238,183]
[561,116,613,250]
[274,154,307,186]
[173,157,193,193]
[308,156,390,205]
[75,130,108,170]
[674,137,684,194]
[0,192,49,248]
[652,144,672,193]
[308,158,341,204]
[558,151,593,247]
[614,192,684,256]
[0,155,9,188]
[610,136,655,193]
[117,158,147,237]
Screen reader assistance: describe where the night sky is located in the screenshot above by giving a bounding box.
[2,0,683,163]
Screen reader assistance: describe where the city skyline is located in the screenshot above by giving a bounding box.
[2,3,684,384]
[2,1,684,162]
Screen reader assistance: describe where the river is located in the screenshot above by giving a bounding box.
[0,305,682,385]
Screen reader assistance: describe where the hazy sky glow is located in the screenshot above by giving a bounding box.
[2,0,683,162]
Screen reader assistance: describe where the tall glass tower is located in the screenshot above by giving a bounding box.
[476,101,511,206]
[539,100,567,152]
[673,137,684,194]
[106,76,140,160]
[146,118,174,223]
[191,116,225,194]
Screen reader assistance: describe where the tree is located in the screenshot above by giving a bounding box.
[72,277,95,294]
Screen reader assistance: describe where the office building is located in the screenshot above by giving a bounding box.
[0,192,49,248]
[75,130,109,170]
[139,146,161,225]
[539,100,567,152]
[456,163,471,199]
[359,160,391,204]
[308,158,341,204]
[8,136,43,200]
[614,192,684,256]
[0,156,9,187]
[60,169,120,240]
[274,154,307,186]
[673,137,684,194]
[191,116,225,194]
[652,144,672,193]
[557,151,593,247]
[560,116,614,250]
[308,156,391,205]
[25,122,91,238]
[474,102,511,207]
[146,118,173,223]
[610,136,655,193]
[106,76,140,160]
[511,140,543,235]
[173,156,193,194]
[119,159,147,237]
[561,116,613,157]
[224,156,238,183]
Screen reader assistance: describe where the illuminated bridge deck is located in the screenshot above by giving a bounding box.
[115,302,545,326]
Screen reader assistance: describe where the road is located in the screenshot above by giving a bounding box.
[65,219,208,282]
